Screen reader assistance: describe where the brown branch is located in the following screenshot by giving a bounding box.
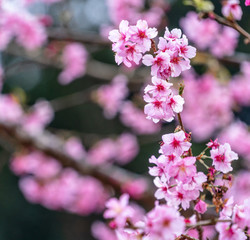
[47,28,110,46]
[0,121,155,208]
[186,218,231,228]
[200,12,250,44]
[4,44,149,84]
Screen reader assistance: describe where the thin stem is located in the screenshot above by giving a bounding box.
[186,218,231,228]
[200,12,250,44]
[177,113,185,132]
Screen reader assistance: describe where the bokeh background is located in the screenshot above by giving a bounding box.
[0,0,250,240]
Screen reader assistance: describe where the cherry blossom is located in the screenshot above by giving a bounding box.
[210,143,238,173]
[222,0,243,21]
[58,43,88,85]
[161,131,191,157]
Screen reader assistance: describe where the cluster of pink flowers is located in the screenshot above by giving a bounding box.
[181,72,233,141]
[215,196,250,240]
[229,61,250,106]
[142,28,196,79]
[103,193,186,240]
[106,0,166,28]
[149,130,207,210]
[120,101,160,135]
[180,11,239,57]
[0,0,47,50]
[95,74,128,119]
[58,43,88,85]
[0,94,54,133]
[11,150,108,214]
[219,121,250,166]
[109,20,158,67]
[87,133,139,165]
[143,76,184,123]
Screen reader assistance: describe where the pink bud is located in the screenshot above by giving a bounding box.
[194,200,207,214]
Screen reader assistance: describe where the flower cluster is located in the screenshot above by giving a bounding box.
[149,130,207,210]
[142,28,196,79]
[59,43,88,85]
[143,76,184,123]
[109,20,158,67]
[181,11,239,57]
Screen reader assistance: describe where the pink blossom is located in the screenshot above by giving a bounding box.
[104,194,133,228]
[0,1,47,50]
[145,204,185,239]
[178,35,196,60]
[182,73,233,141]
[180,12,219,49]
[210,143,238,173]
[142,52,170,78]
[144,77,173,97]
[64,137,86,161]
[120,101,160,134]
[121,179,147,199]
[194,200,207,214]
[216,222,246,240]
[168,157,197,182]
[218,121,250,164]
[58,43,88,85]
[167,182,200,210]
[161,131,191,156]
[115,133,139,165]
[115,42,143,67]
[129,19,158,52]
[164,28,182,42]
[0,94,23,124]
[149,155,169,178]
[91,221,117,240]
[144,94,174,123]
[21,100,54,135]
[222,0,242,20]
[96,75,128,119]
[87,139,117,165]
[109,20,130,47]
[246,0,250,5]
[210,27,239,58]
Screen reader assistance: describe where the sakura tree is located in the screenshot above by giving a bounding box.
[0,0,250,240]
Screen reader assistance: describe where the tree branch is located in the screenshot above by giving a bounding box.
[200,12,250,44]
[0,121,155,208]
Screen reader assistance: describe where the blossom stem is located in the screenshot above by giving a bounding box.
[200,12,250,44]
[186,218,231,228]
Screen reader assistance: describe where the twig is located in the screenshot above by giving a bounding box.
[0,121,155,208]
[200,12,250,44]
[186,218,231,228]
[47,28,110,46]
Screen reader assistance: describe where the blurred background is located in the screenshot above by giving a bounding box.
[0,0,250,240]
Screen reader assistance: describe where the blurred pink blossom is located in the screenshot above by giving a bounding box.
[222,0,242,20]
[59,43,88,85]
[96,74,128,119]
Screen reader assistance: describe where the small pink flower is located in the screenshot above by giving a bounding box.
[109,20,130,47]
[146,204,185,239]
[246,0,250,6]
[222,0,242,20]
[104,194,133,228]
[194,200,207,214]
[129,19,158,52]
[59,43,88,85]
[144,76,173,97]
[210,143,238,173]
[161,131,192,156]
[216,222,246,240]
